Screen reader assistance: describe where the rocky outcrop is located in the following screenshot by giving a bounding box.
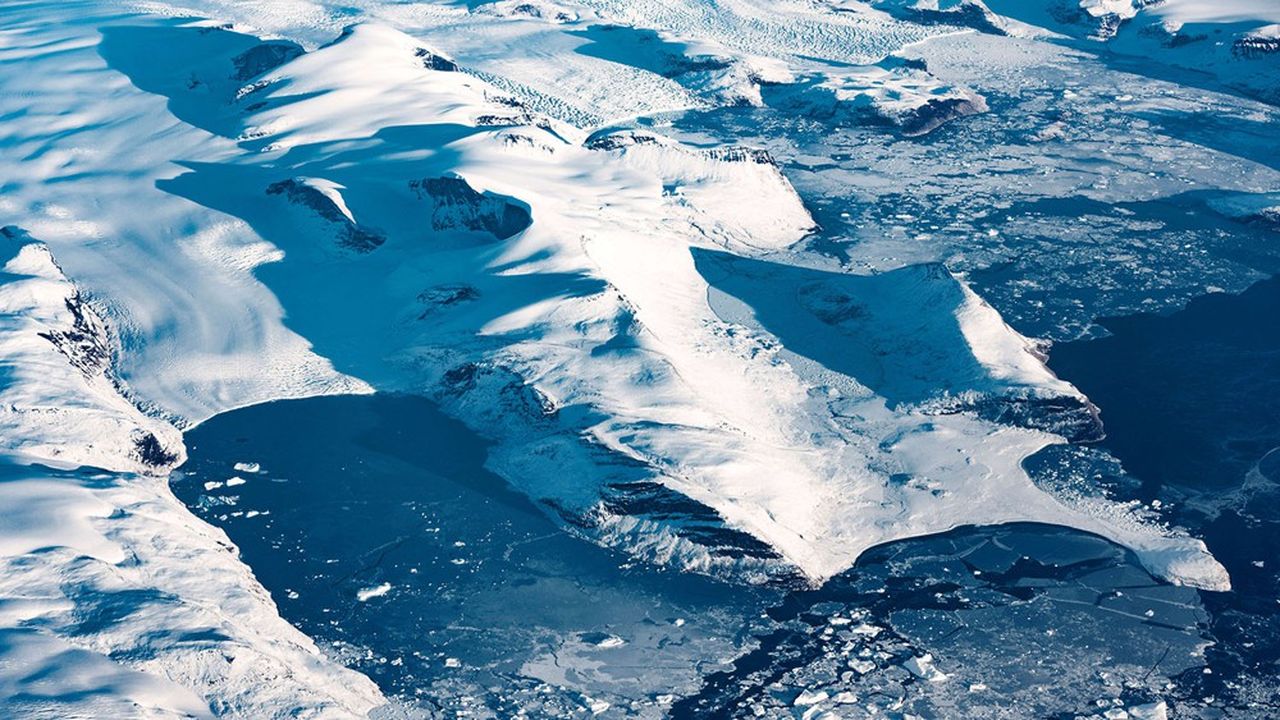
[925,393,1105,443]
[705,146,778,166]
[416,284,481,319]
[266,178,385,252]
[409,176,532,240]
[584,132,664,152]
[872,0,1012,36]
[899,95,989,136]
[231,40,304,82]
[414,46,459,72]
[1233,34,1280,59]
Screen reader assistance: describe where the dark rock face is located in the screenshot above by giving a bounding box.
[900,96,986,136]
[600,481,785,561]
[766,72,986,138]
[706,146,778,166]
[1245,207,1280,230]
[416,284,481,319]
[1234,35,1280,59]
[230,41,304,82]
[409,177,532,240]
[586,132,777,166]
[441,362,481,394]
[660,54,734,79]
[590,479,806,586]
[473,94,538,127]
[489,94,527,109]
[506,3,577,23]
[414,46,459,72]
[1093,13,1123,40]
[133,431,179,468]
[1158,30,1206,49]
[266,179,385,252]
[39,294,113,379]
[3,226,113,378]
[584,132,663,151]
[921,393,1104,443]
[474,112,534,126]
[431,351,801,585]
[893,2,1009,36]
[974,395,1104,443]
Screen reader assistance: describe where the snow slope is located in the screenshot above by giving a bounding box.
[0,227,182,474]
[0,228,385,718]
[0,4,387,717]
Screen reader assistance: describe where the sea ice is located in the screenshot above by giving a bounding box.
[356,583,392,602]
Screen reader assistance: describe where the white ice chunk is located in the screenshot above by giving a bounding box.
[794,689,829,706]
[904,654,949,682]
[355,583,392,602]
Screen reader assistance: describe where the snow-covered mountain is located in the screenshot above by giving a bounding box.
[0,231,381,717]
[3,0,1273,716]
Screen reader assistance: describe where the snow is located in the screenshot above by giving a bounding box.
[0,7,388,715]
[849,659,876,674]
[121,0,978,132]
[1148,0,1280,28]
[0,465,385,719]
[0,229,183,476]
[794,688,830,706]
[904,653,949,682]
[0,478,121,563]
[1080,0,1139,21]
[1128,700,1169,720]
[976,0,1280,101]
[355,583,392,602]
[0,628,213,720]
[3,3,1228,595]
[0,8,369,428]
[786,58,990,136]
[594,635,627,648]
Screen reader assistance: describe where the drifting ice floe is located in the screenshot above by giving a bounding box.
[356,583,393,602]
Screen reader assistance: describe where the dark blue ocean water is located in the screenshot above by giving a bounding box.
[1050,275,1280,713]
[175,394,779,715]
[176,392,1224,717]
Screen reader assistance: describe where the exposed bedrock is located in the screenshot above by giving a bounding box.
[266,178,386,253]
[409,176,533,241]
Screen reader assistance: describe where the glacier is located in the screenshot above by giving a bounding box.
[1,0,1277,717]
